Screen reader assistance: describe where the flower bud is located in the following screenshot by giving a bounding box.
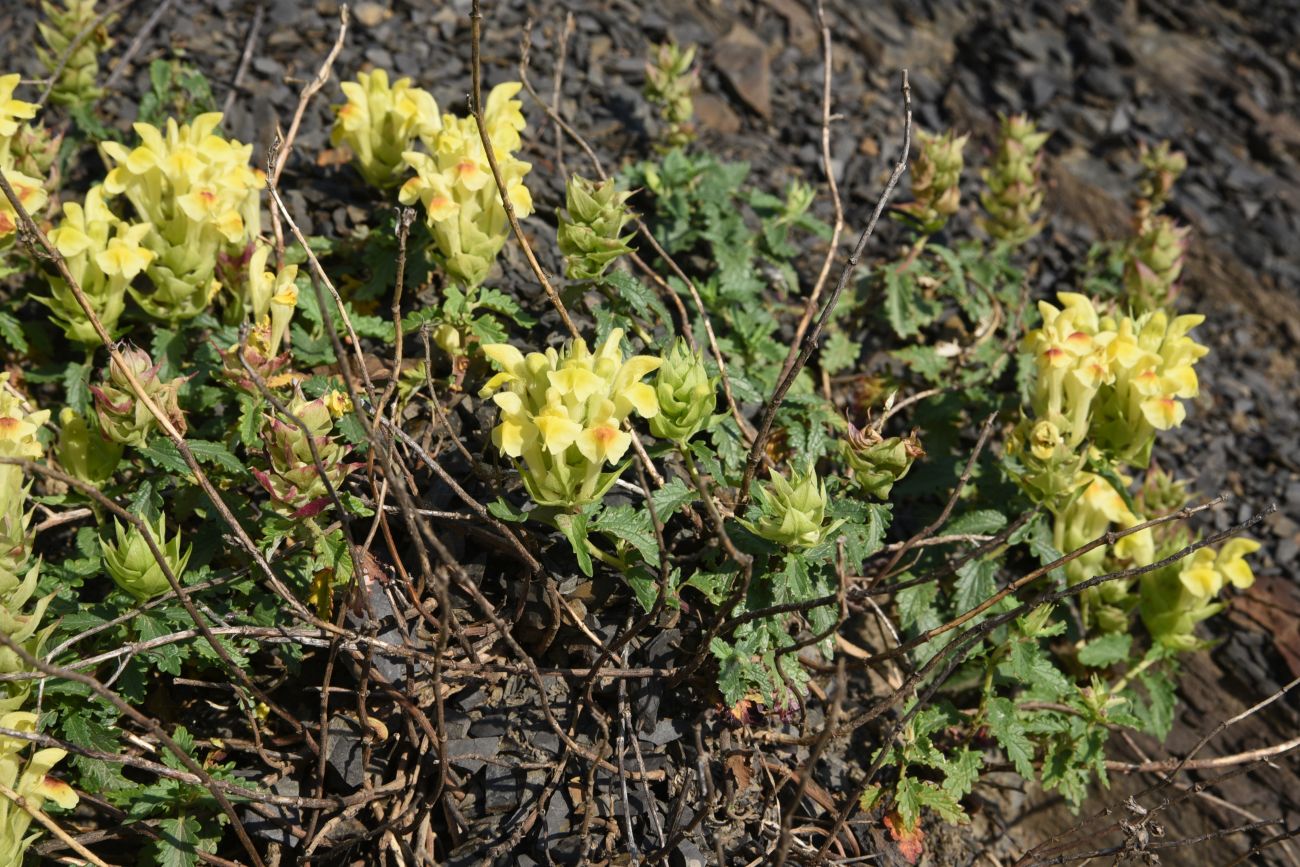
[741,466,843,550]
[7,121,59,182]
[101,514,191,602]
[218,321,297,394]
[35,0,114,108]
[895,128,968,236]
[557,175,636,282]
[644,42,697,148]
[1135,140,1186,216]
[979,114,1050,248]
[56,408,121,486]
[843,423,923,500]
[648,338,716,444]
[251,395,360,518]
[90,344,188,447]
[1123,215,1189,314]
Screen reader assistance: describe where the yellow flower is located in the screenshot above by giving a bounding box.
[0,74,36,142]
[480,329,660,508]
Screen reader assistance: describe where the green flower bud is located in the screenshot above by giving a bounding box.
[557,175,636,282]
[90,344,188,447]
[979,114,1050,248]
[741,466,843,550]
[1134,464,1189,518]
[895,128,968,236]
[252,395,360,518]
[648,338,716,444]
[1136,140,1186,215]
[35,0,115,108]
[7,121,60,182]
[56,407,121,486]
[102,514,191,602]
[1123,215,1189,315]
[843,423,924,500]
[645,41,697,148]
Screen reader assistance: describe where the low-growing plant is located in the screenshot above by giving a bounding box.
[0,4,1272,864]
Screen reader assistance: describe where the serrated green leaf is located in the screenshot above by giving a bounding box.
[151,815,201,867]
[556,512,593,577]
[649,476,697,520]
[896,580,940,632]
[883,267,943,338]
[891,345,949,383]
[915,780,969,824]
[894,775,924,831]
[986,697,1034,778]
[820,328,859,376]
[0,311,28,353]
[139,440,192,477]
[940,748,982,798]
[953,559,997,615]
[591,505,659,567]
[945,509,1007,537]
[1077,633,1132,668]
[187,439,244,474]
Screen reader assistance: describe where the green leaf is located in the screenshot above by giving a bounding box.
[1005,639,1072,699]
[556,512,593,577]
[820,328,859,376]
[64,359,92,415]
[891,345,949,383]
[1078,633,1132,668]
[894,775,924,831]
[649,476,697,520]
[940,748,983,798]
[1135,667,1177,739]
[151,815,201,867]
[592,505,659,566]
[139,440,192,477]
[487,498,529,523]
[0,311,28,353]
[882,267,943,338]
[953,559,997,616]
[187,439,244,474]
[915,780,969,825]
[986,697,1034,778]
[896,580,940,632]
[945,509,1007,537]
[236,394,264,450]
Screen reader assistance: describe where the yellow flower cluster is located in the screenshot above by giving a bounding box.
[100,113,264,321]
[1053,473,1154,631]
[0,74,47,241]
[245,243,299,356]
[1140,535,1259,650]
[0,712,78,863]
[1023,292,1207,468]
[331,69,440,189]
[480,329,660,508]
[43,186,154,343]
[399,82,533,289]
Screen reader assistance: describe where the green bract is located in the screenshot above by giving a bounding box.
[252,395,360,518]
[648,338,716,444]
[35,0,112,108]
[896,128,968,236]
[557,175,636,282]
[90,344,187,447]
[741,466,842,550]
[56,407,122,486]
[102,514,191,602]
[644,41,697,148]
[979,114,1050,247]
[843,423,923,500]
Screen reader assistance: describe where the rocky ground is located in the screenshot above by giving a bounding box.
[7,0,1300,863]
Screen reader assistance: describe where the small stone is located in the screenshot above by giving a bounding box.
[712,23,773,119]
[353,2,390,28]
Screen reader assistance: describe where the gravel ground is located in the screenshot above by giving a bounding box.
[5,0,1299,863]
